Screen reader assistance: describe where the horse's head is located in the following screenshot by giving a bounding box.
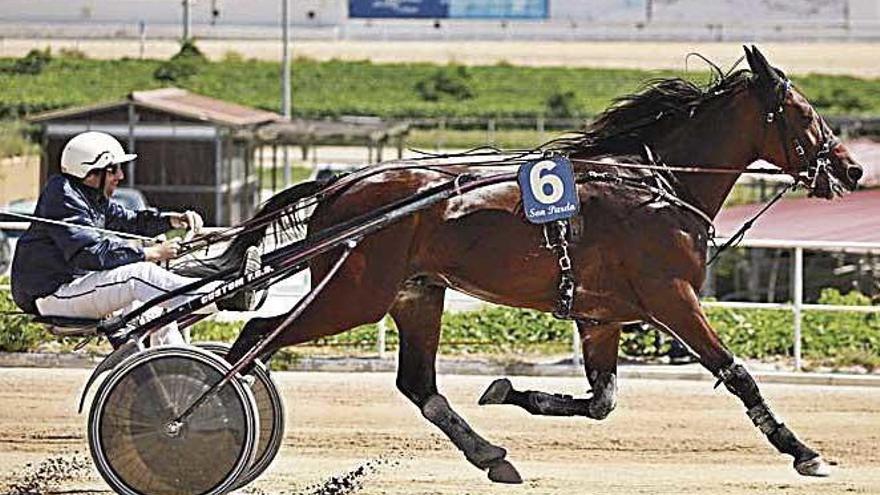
[745,45,862,199]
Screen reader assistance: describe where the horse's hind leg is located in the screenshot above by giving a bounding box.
[225,222,416,365]
[390,278,522,484]
[479,322,620,420]
[642,279,829,477]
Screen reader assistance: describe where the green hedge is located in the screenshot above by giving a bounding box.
[0,285,50,352]
[2,281,877,366]
[706,289,880,360]
[185,288,879,363]
[1,50,879,120]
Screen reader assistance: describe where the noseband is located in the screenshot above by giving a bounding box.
[761,79,838,191]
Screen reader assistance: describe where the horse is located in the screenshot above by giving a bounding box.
[212,46,862,483]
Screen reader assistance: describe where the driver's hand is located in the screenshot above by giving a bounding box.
[184,210,204,233]
[168,210,204,233]
[144,240,180,262]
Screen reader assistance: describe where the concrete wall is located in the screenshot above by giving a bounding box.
[0,156,40,205]
[0,0,348,27]
[1,0,878,41]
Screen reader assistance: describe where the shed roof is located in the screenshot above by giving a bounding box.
[255,117,410,144]
[29,88,280,127]
[715,188,880,244]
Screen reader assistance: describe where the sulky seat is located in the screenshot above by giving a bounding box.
[33,315,102,337]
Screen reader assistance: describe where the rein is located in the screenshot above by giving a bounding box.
[0,209,158,243]
[178,151,792,257]
[570,158,786,176]
[706,182,794,265]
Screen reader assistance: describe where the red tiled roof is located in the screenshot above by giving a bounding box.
[131,88,280,126]
[715,188,880,243]
[29,88,281,127]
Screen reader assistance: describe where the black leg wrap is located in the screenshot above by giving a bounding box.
[225,320,268,372]
[718,363,762,408]
[718,363,818,464]
[421,394,507,469]
[510,390,591,417]
[587,373,617,420]
[487,373,617,419]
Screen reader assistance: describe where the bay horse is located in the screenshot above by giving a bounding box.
[218,46,862,483]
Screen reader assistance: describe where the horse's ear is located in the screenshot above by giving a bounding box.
[743,45,757,72]
[749,45,783,86]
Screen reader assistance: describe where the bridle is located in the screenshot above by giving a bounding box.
[706,74,842,264]
[759,78,839,193]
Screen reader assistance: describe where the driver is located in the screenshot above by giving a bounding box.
[10,131,261,345]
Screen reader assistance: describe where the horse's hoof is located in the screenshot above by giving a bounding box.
[469,444,508,469]
[795,456,831,477]
[479,378,512,405]
[487,460,522,484]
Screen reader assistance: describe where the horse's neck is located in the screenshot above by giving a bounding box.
[653,95,761,218]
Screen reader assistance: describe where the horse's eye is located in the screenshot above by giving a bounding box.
[794,105,814,124]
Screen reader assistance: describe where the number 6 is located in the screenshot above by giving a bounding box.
[530,160,564,204]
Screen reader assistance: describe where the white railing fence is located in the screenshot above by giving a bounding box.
[3,218,878,370]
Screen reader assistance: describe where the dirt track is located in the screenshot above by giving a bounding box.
[1,39,879,77]
[1,368,879,495]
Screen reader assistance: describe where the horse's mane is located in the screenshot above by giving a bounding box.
[550,64,753,156]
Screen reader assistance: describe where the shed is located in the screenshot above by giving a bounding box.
[28,88,281,226]
[256,116,411,163]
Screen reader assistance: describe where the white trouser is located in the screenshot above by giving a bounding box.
[36,262,222,346]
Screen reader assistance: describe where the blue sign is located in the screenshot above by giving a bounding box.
[349,0,547,18]
[518,156,580,224]
[350,0,449,18]
[449,0,547,18]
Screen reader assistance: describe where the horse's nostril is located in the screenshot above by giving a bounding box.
[847,165,863,183]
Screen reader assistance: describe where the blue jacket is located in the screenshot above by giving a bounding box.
[11,174,172,314]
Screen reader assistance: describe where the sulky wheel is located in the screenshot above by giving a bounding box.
[88,346,259,495]
[195,342,286,490]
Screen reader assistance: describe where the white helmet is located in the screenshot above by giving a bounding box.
[60,131,137,179]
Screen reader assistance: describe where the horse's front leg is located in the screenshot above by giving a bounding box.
[479,322,621,420]
[642,278,829,477]
[390,279,522,484]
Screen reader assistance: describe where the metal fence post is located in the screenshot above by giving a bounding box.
[377,317,387,359]
[436,118,446,151]
[793,247,803,371]
[571,321,581,367]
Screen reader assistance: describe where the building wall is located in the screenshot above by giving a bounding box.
[3,1,878,41]
[0,156,40,205]
[851,0,880,25]
[3,0,873,26]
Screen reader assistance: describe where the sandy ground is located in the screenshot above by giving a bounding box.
[1,39,879,77]
[0,368,879,494]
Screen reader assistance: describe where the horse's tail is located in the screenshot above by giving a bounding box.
[176,180,326,278]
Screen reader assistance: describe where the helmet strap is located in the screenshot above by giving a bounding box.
[97,168,108,198]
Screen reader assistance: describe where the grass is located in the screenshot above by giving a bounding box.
[1,53,878,120]
[257,163,313,190]
[821,348,880,372]
[0,121,38,159]
[405,127,558,150]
